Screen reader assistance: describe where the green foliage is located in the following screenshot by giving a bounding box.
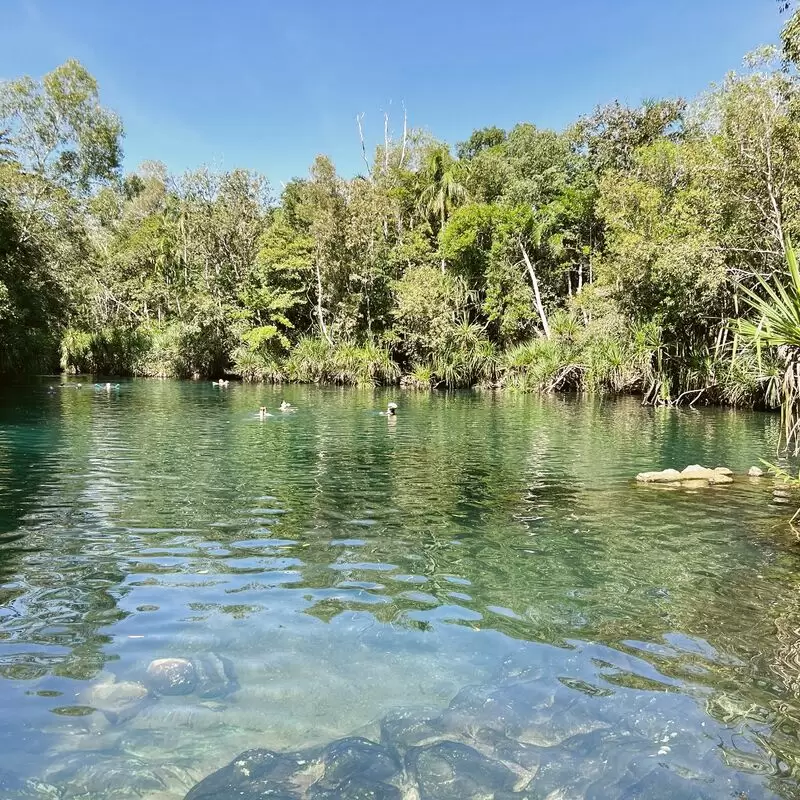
[1,48,800,423]
[738,243,800,451]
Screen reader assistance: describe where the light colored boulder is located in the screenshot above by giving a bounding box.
[708,473,734,485]
[713,467,733,476]
[83,678,149,724]
[680,465,716,480]
[146,657,196,696]
[748,466,764,477]
[636,469,682,483]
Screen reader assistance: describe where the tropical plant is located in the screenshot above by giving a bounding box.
[738,243,800,452]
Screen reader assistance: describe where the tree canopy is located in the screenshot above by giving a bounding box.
[1,23,799,413]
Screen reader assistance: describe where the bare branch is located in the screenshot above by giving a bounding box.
[399,103,408,169]
[355,113,372,180]
[384,111,389,173]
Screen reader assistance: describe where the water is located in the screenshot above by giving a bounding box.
[0,380,799,798]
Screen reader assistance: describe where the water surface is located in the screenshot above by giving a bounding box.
[0,380,799,798]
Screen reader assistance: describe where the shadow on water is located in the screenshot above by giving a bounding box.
[0,381,798,797]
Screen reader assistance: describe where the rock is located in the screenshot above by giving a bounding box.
[637,466,734,486]
[636,469,682,483]
[309,776,402,799]
[146,657,197,696]
[317,737,401,788]
[748,466,765,477]
[680,465,715,480]
[380,708,443,751]
[82,677,150,724]
[193,653,239,698]
[708,472,734,485]
[0,769,60,799]
[406,740,518,799]
[184,748,317,800]
[46,753,182,798]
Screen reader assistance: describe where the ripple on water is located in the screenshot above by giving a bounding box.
[0,386,797,798]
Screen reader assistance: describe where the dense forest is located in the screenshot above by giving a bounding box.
[2,6,800,415]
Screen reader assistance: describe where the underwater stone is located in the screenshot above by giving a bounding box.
[318,737,401,787]
[748,466,765,477]
[146,657,197,695]
[193,652,239,698]
[184,748,315,800]
[406,740,517,799]
[46,753,172,797]
[82,678,150,724]
[0,769,60,799]
[380,707,444,751]
[308,776,402,799]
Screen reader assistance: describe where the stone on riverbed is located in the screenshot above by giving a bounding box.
[407,740,519,799]
[748,466,765,477]
[146,658,196,695]
[145,653,238,698]
[184,748,320,800]
[82,677,150,724]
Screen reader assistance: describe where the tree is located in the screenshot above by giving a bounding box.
[418,145,468,269]
[574,99,685,175]
[456,126,507,160]
[0,59,122,190]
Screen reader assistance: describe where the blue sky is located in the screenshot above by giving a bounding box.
[0,0,782,188]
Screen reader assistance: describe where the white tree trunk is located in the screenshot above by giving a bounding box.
[519,241,551,339]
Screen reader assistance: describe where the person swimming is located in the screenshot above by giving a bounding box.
[380,402,398,416]
[213,379,229,387]
[280,400,292,412]
[259,406,272,419]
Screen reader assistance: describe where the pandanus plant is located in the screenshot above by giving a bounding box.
[737,242,800,454]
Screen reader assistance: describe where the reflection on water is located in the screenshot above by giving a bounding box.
[0,381,798,797]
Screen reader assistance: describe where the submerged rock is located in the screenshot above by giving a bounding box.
[318,737,401,787]
[82,677,150,724]
[193,653,239,698]
[406,740,518,799]
[0,769,60,799]
[380,707,443,751]
[146,658,196,696]
[748,466,765,477]
[184,748,319,800]
[145,653,238,698]
[46,752,193,798]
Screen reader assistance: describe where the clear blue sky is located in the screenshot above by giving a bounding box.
[0,0,782,188]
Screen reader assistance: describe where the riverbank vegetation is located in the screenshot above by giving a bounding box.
[3,7,800,422]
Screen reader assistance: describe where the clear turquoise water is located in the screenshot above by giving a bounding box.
[0,380,799,798]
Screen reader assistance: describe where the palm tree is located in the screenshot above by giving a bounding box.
[418,146,467,270]
[738,242,800,453]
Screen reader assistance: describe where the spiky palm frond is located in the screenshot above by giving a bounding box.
[738,243,800,452]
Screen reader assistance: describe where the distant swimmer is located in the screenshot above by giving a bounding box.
[94,382,119,391]
[280,400,293,412]
[259,406,272,419]
[380,402,398,416]
[213,379,230,387]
